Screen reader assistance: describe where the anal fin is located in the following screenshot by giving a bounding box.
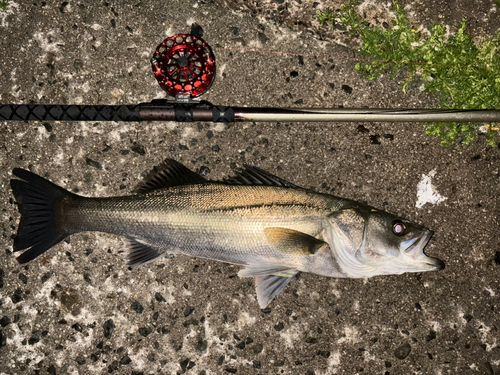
[127,238,164,267]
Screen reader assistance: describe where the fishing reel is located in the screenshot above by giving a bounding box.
[151,24,216,101]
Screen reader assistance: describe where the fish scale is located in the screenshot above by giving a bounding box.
[65,185,331,265]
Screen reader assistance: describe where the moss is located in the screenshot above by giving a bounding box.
[318,1,500,146]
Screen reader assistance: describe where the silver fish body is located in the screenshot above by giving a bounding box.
[66,184,343,276]
[10,159,444,307]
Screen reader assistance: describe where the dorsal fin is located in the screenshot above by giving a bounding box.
[224,165,299,188]
[134,159,207,194]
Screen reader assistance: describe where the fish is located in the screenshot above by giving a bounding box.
[10,159,444,308]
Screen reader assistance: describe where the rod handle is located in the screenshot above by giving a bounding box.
[0,104,141,122]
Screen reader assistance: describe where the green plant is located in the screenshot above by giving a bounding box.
[318,1,500,146]
[0,0,9,12]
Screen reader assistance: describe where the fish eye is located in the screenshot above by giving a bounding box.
[392,221,406,236]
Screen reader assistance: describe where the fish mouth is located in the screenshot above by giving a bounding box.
[407,230,445,271]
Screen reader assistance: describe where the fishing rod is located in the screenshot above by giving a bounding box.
[1,24,499,124]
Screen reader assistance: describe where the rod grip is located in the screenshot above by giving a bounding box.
[0,104,141,121]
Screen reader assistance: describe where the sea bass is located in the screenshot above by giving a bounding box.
[10,159,444,308]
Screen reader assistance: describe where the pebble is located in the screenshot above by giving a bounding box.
[131,301,144,314]
[11,288,23,304]
[120,355,132,365]
[198,166,210,176]
[85,158,102,170]
[274,322,284,331]
[318,350,330,358]
[426,330,437,342]
[107,360,119,373]
[60,289,81,316]
[138,327,152,337]
[131,144,146,155]
[253,343,263,354]
[236,341,245,350]
[76,356,86,365]
[28,331,40,345]
[103,319,115,339]
[155,292,166,302]
[369,134,381,145]
[0,316,11,327]
[341,84,353,94]
[395,343,412,359]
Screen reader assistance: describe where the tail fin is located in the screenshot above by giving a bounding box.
[10,169,76,264]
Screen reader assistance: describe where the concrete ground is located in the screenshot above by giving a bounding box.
[1,1,499,374]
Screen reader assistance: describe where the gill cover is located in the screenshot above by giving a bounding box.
[325,208,375,278]
[327,209,365,253]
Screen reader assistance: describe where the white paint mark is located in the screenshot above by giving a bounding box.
[484,287,495,297]
[237,311,256,328]
[218,63,226,78]
[428,320,441,332]
[336,326,360,344]
[181,127,195,140]
[33,31,64,57]
[211,123,226,132]
[416,169,447,209]
[164,26,174,37]
[111,87,124,102]
[477,320,498,351]
[129,348,147,370]
[328,351,341,368]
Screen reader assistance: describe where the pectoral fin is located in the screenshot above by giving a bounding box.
[264,227,326,256]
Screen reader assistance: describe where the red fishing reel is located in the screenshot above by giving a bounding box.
[151,33,216,98]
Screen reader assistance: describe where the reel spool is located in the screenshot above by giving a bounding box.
[151,34,216,98]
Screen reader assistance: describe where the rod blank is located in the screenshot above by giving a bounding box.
[232,108,500,123]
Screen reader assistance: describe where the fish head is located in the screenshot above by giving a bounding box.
[325,206,444,278]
